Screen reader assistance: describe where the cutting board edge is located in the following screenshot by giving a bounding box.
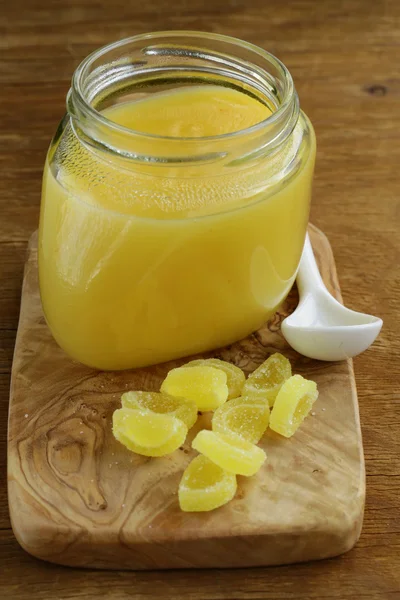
[8,481,364,570]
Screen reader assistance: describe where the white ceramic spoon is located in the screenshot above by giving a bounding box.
[281,233,383,361]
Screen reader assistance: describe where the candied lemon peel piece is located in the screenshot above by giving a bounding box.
[192,429,266,476]
[184,358,245,400]
[161,365,228,411]
[112,408,187,457]
[270,374,319,438]
[179,455,237,512]
[122,390,198,429]
[212,396,270,444]
[242,352,292,407]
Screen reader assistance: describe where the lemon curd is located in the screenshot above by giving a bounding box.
[39,34,315,370]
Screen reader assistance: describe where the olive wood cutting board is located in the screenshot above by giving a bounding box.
[7,224,365,569]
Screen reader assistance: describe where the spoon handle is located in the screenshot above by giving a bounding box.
[296,232,327,296]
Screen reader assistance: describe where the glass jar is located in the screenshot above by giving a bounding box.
[39,31,316,370]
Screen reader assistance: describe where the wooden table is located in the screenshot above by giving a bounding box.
[1,0,399,597]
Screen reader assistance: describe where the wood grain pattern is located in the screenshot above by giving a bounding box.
[7,225,365,569]
[1,0,400,596]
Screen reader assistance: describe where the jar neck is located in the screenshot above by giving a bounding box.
[67,32,300,168]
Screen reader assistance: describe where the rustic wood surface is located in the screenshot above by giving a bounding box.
[8,226,366,570]
[1,0,399,596]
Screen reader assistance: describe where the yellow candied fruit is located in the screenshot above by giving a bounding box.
[242,352,292,407]
[122,390,198,429]
[184,358,245,400]
[112,408,187,457]
[161,366,228,412]
[192,429,266,476]
[269,374,318,438]
[212,397,270,444]
[179,455,237,512]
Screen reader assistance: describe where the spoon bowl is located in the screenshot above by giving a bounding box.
[281,233,383,361]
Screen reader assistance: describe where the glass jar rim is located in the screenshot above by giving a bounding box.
[69,31,298,148]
